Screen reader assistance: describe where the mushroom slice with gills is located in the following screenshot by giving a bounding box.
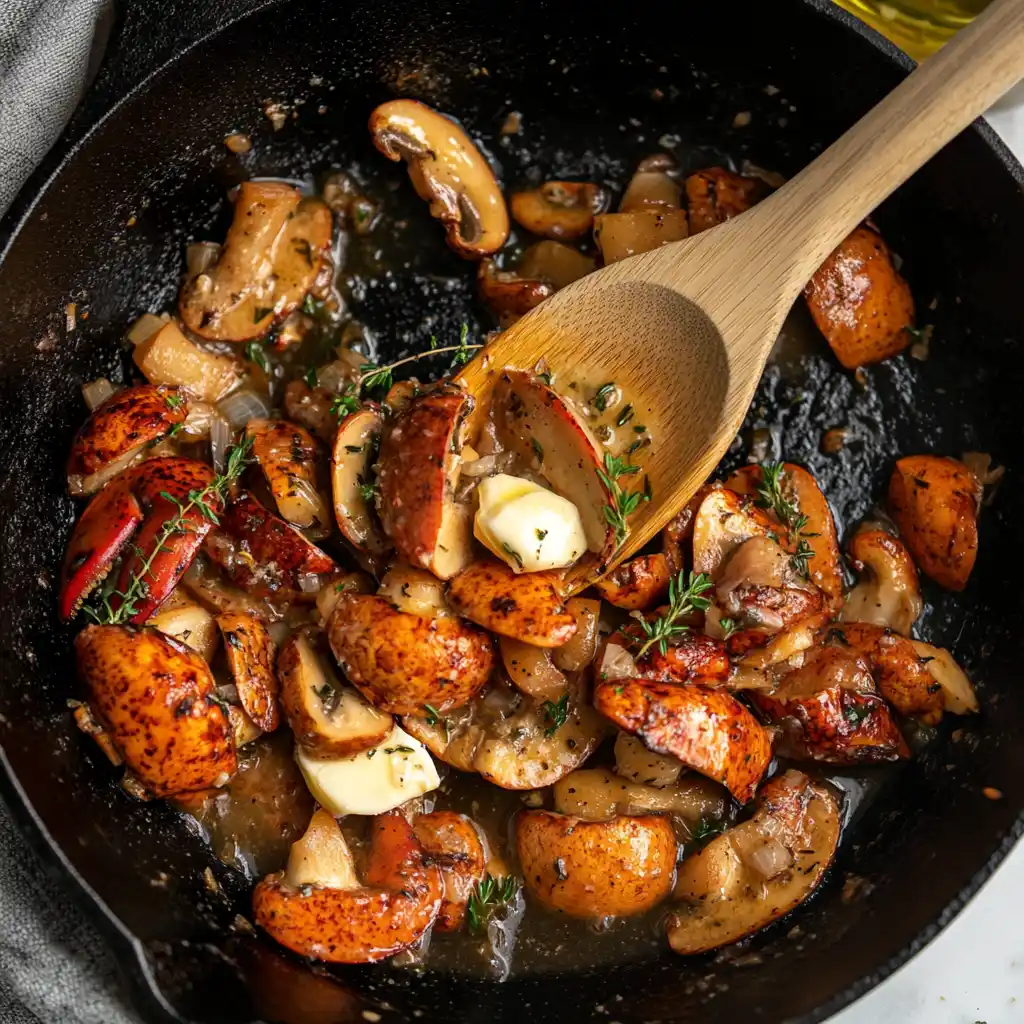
[684,167,765,235]
[668,771,841,955]
[552,597,600,673]
[840,526,922,636]
[595,553,672,611]
[412,811,487,932]
[831,622,944,723]
[253,809,442,964]
[509,181,608,240]
[60,456,221,623]
[331,405,390,557]
[147,592,219,661]
[725,463,844,611]
[910,641,978,715]
[446,559,576,648]
[402,674,610,789]
[804,223,915,370]
[553,767,728,824]
[132,319,246,403]
[216,612,279,733]
[327,592,494,715]
[499,636,568,703]
[179,181,332,343]
[515,809,677,918]
[246,419,330,533]
[593,679,772,803]
[74,625,236,797]
[489,370,614,561]
[278,632,392,757]
[368,99,509,258]
[376,384,475,580]
[203,493,338,603]
[750,644,909,764]
[67,384,190,496]
[887,454,981,591]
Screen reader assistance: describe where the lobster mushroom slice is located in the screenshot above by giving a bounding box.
[911,641,978,715]
[253,809,442,963]
[593,680,772,803]
[295,724,439,817]
[179,181,332,342]
[60,457,221,623]
[490,370,614,560]
[725,463,843,610]
[328,593,494,715]
[684,167,764,235]
[278,632,393,758]
[553,767,728,825]
[446,559,576,648]
[804,224,914,370]
[833,622,944,723]
[403,675,610,790]
[246,419,330,531]
[67,384,190,496]
[204,493,338,602]
[750,645,909,764]
[413,811,487,932]
[331,406,390,556]
[74,625,236,797]
[841,527,922,636]
[668,771,841,955]
[640,633,731,686]
[377,385,475,580]
[595,553,672,611]
[510,181,607,240]
[216,612,279,733]
[516,810,677,918]
[887,455,981,591]
[369,99,509,258]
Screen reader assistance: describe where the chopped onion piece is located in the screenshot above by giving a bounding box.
[297,572,322,594]
[209,410,232,472]
[182,402,214,437]
[126,313,167,346]
[217,388,271,430]
[81,378,116,411]
[598,642,637,681]
[743,836,794,880]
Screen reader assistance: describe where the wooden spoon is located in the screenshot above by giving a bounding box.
[458,0,1024,590]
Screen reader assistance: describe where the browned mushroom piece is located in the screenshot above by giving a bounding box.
[216,612,280,733]
[685,167,765,234]
[510,181,609,240]
[246,419,331,532]
[840,526,922,636]
[369,99,509,258]
[412,811,487,932]
[331,405,391,558]
[179,181,332,342]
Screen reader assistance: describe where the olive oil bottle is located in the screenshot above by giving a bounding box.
[836,0,991,58]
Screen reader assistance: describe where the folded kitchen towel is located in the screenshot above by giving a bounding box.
[0,4,138,1018]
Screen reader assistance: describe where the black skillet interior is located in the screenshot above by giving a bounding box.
[1,1,1023,1022]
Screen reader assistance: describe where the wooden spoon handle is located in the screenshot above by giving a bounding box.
[754,0,1024,298]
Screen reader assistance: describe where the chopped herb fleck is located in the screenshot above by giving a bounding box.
[531,437,544,463]
[466,874,520,934]
[616,404,635,427]
[252,306,274,324]
[542,694,569,737]
[592,382,616,412]
[635,571,714,658]
[303,367,318,390]
[244,341,269,373]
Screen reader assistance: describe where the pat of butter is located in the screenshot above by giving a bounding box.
[474,473,587,573]
[295,724,440,816]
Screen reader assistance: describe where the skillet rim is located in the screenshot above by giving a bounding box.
[0,1,1021,1021]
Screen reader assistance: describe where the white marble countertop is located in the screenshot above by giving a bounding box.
[832,83,1024,1024]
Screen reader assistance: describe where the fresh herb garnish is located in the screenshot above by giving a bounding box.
[383,745,415,755]
[843,704,872,727]
[359,362,394,394]
[303,367,318,390]
[537,371,553,386]
[244,341,269,373]
[535,528,548,542]
[635,570,714,658]
[756,461,818,580]
[592,382,616,412]
[542,694,569,737]
[597,452,650,549]
[300,294,320,316]
[164,393,184,411]
[616,404,634,427]
[331,389,361,419]
[252,306,274,324]
[531,437,544,463]
[83,437,254,626]
[422,704,442,727]
[718,617,740,639]
[501,543,524,570]
[451,321,475,368]
[690,817,727,844]
[358,480,379,503]
[466,874,520,934]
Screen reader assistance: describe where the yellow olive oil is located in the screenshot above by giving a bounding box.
[836,0,991,59]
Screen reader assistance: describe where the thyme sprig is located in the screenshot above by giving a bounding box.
[597,452,651,549]
[635,570,714,658]
[83,437,254,625]
[466,874,520,934]
[756,461,818,580]
[541,693,569,737]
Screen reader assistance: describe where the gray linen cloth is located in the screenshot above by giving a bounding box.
[1,9,138,1023]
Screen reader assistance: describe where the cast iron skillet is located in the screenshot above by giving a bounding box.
[1,1,1022,1021]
